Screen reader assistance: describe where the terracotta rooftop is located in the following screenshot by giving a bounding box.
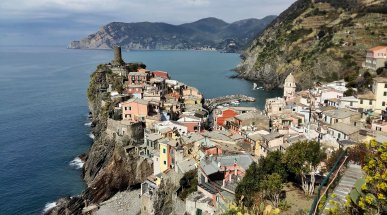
[368,46,387,52]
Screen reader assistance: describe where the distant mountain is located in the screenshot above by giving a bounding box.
[68,16,276,52]
[236,0,387,89]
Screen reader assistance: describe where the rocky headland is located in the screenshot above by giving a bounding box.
[46,63,153,215]
[68,16,276,52]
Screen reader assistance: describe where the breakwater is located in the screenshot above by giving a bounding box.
[205,94,256,107]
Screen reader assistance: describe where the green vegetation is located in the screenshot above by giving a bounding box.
[283,140,326,196]
[260,173,283,207]
[287,28,312,43]
[356,141,387,214]
[87,66,108,102]
[236,151,287,208]
[178,170,198,200]
[236,141,328,211]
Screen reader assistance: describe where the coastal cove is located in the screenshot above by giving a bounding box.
[0,46,281,215]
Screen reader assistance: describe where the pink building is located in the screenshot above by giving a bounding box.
[121,98,149,122]
[364,46,387,70]
[372,120,387,133]
[126,85,143,99]
[177,115,202,132]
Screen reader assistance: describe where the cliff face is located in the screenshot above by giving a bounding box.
[68,16,276,51]
[47,65,153,215]
[236,0,387,89]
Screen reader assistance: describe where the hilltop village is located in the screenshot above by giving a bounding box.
[77,46,387,215]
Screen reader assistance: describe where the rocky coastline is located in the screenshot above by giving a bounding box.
[45,63,153,215]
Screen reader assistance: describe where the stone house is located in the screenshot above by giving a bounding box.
[265,97,286,115]
[257,132,285,157]
[320,108,361,125]
[327,122,361,142]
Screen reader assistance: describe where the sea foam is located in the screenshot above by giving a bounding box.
[84,122,92,127]
[43,201,57,213]
[88,133,95,139]
[69,157,84,169]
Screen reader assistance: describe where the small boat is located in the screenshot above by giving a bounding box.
[223,103,230,107]
[230,100,240,106]
[253,83,258,90]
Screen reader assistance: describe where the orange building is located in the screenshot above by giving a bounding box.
[121,98,149,122]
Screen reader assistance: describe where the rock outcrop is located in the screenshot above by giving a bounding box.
[68,16,276,51]
[46,64,153,214]
[236,0,387,89]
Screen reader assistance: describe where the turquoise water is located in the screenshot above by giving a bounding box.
[0,46,281,214]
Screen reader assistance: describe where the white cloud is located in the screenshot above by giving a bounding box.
[0,0,294,23]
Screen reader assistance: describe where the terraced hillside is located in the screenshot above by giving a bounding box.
[236,0,387,89]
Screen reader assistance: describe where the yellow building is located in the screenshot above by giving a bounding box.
[158,139,178,172]
[159,140,170,172]
[356,77,387,113]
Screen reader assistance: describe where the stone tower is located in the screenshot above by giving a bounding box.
[284,73,296,101]
[112,46,125,66]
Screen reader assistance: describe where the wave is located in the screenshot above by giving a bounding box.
[84,122,92,127]
[88,133,95,139]
[69,157,84,169]
[43,201,57,213]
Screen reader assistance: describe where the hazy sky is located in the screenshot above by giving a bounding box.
[0,0,294,45]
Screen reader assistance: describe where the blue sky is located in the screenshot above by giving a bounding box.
[0,0,294,46]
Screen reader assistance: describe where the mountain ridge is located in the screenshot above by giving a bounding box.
[68,16,277,51]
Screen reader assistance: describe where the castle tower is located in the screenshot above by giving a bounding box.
[284,73,296,101]
[112,46,125,66]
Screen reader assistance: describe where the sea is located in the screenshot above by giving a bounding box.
[0,46,281,215]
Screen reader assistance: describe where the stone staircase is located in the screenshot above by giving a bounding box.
[323,164,364,213]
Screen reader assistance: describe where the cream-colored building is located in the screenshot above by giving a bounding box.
[356,77,387,113]
[373,77,387,113]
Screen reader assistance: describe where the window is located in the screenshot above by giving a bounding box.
[385,83,387,88]
[163,161,167,165]
[360,99,363,104]
[163,148,166,154]
[384,92,387,96]
[338,133,341,139]
[383,102,386,106]
[369,100,372,105]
